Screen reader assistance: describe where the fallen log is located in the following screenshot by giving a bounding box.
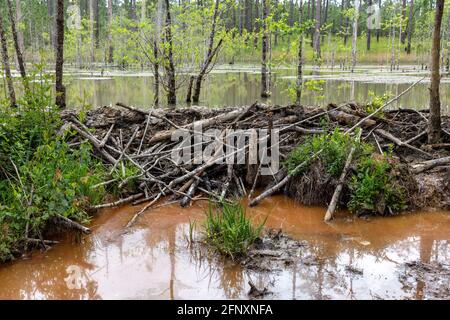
[56,214,91,234]
[411,156,450,173]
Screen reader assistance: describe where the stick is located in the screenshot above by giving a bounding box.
[347,76,426,133]
[411,156,450,173]
[126,193,162,228]
[375,128,433,158]
[56,214,91,234]
[92,193,144,210]
[324,131,361,222]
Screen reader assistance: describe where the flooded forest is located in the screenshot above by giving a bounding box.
[0,0,449,301]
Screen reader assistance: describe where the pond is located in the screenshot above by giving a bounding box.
[0,196,448,300]
[64,65,450,114]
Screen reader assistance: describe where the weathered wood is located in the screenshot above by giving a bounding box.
[411,156,450,173]
[56,214,91,234]
[92,193,144,210]
[375,128,433,158]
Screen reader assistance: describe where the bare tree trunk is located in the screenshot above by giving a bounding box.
[344,0,349,45]
[0,14,16,107]
[94,0,100,48]
[89,0,96,64]
[428,0,444,144]
[55,0,66,108]
[15,0,24,60]
[313,0,321,59]
[153,40,159,106]
[254,0,260,47]
[261,0,270,98]
[6,0,26,84]
[367,0,372,50]
[376,0,381,42]
[108,0,114,64]
[406,0,414,54]
[296,0,304,106]
[164,0,176,106]
[401,0,407,44]
[351,0,359,73]
[192,0,222,103]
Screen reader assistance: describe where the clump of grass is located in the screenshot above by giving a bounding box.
[284,129,361,177]
[348,154,407,216]
[203,201,266,258]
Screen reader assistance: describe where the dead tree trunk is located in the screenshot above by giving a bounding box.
[6,0,27,83]
[296,0,304,105]
[428,0,444,144]
[367,0,372,51]
[89,0,96,64]
[261,0,270,98]
[192,0,223,104]
[153,40,159,106]
[0,14,16,107]
[164,0,176,106]
[55,0,66,109]
[401,0,407,44]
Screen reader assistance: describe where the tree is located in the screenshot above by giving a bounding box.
[367,0,372,50]
[190,0,223,104]
[400,0,407,44]
[55,0,66,109]
[163,0,176,106]
[0,14,16,107]
[406,0,414,54]
[313,0,321,59]
[428,0,444,144]
[296,0,304,105]
[261,0,270,98]
[89,0,96,63]
[6,0,27,83]
[108,0,114,64]
[351,0,359,73]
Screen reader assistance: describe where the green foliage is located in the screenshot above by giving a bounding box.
[348,155,407,216]
[0,76,106,262]
[365,91,393,115]
[284,129,363,177]
[203,201,266,258]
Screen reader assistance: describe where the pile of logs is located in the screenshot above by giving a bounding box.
[62,100,450,228]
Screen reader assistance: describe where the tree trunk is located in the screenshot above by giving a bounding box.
[108,0,114,64]
[351,0,359,73]
[406,0,414,54]
[6,0,26,83]
[428,0,444,144]
[0,14,16,107]
[153,40,159,106]
[164,0,176,106]
[401,0,407,44]
[55,0,65,108]
[447,12,450,71]
[344,0,349,45]
[192,0,222,103]
[313,0,321,59]
[261,0,270,98]
[94,0,100,48]
[47,0,55,48]
[367,0,372,51]
[15,0,24,60]
[296,0,304,106]
[89,0,96,63]
[376,0,381,42]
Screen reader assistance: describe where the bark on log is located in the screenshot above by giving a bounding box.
[411,156,450,173]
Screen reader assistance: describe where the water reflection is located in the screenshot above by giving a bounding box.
[63,66,450,114]
[0,195,448,300]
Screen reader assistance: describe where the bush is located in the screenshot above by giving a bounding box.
[348,154,407,216]
[284,129,362,177]
[203,201,266,258]
[0,70,107,261]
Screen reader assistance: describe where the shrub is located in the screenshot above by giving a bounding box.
[284,129,363,177]
[348,154,407,216]
[203,201,266,258]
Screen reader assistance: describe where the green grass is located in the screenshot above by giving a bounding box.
[203,201,266,258]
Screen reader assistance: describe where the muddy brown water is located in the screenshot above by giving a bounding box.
[0,195,449,300]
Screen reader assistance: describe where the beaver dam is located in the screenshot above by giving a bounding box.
[1,98,450,299]
[60,101,450,226]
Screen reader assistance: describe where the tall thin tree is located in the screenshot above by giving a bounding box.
[0,14,16,107]
[164,0,176,105]
[6,0,27,83]
[261,0,270,98]
[107,0,114,64]
[296,0,304,105]
[428,0,445,144]
[55,0,66,108]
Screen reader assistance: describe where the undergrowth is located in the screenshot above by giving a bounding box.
[285,129,408,216]
[0,68,107,262]
[203,201,266,258]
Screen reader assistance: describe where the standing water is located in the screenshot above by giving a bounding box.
[0,195,448,300]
